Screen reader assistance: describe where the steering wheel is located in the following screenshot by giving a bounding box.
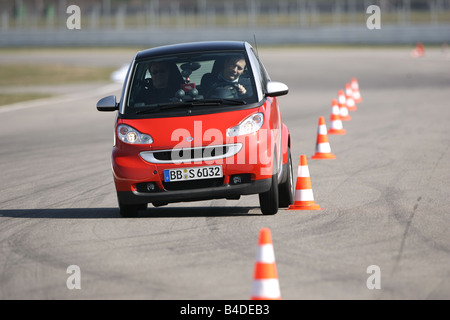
[206,82,239,99]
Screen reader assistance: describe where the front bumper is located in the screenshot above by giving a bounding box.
[117,177,272,205]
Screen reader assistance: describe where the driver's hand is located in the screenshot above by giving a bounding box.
[237,84,246,96]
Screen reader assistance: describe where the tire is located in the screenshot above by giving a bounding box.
[259,154,279,215]
[259,173,279,215]
[278,149,294,208]
[152,202,168,207]
[118,202,147,218]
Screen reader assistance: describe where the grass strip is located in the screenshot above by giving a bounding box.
[0,93,53,106]
[0,64,116,87]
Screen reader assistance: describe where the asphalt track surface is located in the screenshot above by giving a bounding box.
[0,47,449,300]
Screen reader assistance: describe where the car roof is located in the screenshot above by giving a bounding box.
[135,41,250,60]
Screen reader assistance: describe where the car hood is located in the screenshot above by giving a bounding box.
[119,108,260,150]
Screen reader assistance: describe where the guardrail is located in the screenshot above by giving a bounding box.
[1,24,449,47]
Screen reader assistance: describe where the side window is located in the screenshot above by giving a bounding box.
[127,62,150,107]
[248,48,268,99]
[256,55,270,91]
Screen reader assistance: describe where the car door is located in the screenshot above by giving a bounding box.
[248,48,282,178]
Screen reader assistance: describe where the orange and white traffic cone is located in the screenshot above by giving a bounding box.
[328,99,346,135]
[411,42,425,58]
[311,116,336,159]
[288,155,322,210]
[338,89,351,121]
[351,78,362,103]
[329,97,340,121]
[345,83,357,111]
[251,228,281,300]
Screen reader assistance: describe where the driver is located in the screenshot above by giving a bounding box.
[202,54,253,99]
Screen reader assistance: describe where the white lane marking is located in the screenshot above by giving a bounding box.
[0,83,122,114]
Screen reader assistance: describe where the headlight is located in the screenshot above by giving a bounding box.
[227,113,264,137]
[117,124,153,144]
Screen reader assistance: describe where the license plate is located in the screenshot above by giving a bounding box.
[164,165,223,182]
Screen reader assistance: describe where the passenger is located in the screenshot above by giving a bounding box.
[150,61,170,90]
[137,61,183,105]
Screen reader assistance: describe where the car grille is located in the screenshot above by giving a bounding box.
[162,177,224,191]
[140,143,242,164]
[155,146,227,161]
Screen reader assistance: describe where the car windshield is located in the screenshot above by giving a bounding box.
[125,51,257,114]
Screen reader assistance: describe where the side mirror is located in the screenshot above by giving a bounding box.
[97,95,119,112]
[265,81,289,97]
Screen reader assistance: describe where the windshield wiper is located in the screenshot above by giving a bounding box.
[136,102,190,114]
[135,99,246,114]
[203,98,247,106]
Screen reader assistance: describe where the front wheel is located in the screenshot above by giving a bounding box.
[278,149,294,208]
[259,173,279,215]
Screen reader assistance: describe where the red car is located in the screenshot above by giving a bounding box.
[97,41,293,217]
